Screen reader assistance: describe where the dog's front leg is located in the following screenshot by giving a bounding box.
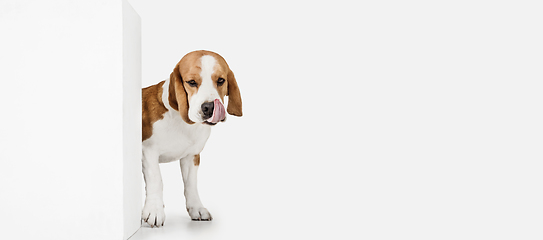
[180,154,212,221]
[141,149,165,227]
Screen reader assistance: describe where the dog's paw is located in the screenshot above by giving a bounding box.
[187,207,212,221]
[142,202,165,227]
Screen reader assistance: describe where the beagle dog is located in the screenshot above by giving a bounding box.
[141,50,242,227]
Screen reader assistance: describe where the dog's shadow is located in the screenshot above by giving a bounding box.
[185,219,214,232]
[140,213,215,231]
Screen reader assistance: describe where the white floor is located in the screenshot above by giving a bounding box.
[128,212,221,240]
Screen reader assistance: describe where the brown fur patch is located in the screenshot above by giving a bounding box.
[170,64,195,124]
[177,54,202,106]
[168,76,178,111]
[193,154,200,166]
[142,81,168,141]
[226,69,242,116]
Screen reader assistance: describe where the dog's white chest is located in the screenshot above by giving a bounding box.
[143,110,211,163]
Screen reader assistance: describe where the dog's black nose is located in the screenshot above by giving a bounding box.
[201,102,214,119]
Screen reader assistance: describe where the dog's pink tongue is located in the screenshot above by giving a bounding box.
[209,99,225,123]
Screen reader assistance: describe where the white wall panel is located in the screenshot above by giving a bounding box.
[0,1,141,239]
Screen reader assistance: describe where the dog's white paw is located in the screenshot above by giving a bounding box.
[187,207,212,221]
[142,201,165,227]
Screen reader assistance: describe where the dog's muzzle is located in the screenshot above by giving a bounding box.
[202,99,225,124]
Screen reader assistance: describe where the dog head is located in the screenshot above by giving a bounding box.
[169,50,242,125]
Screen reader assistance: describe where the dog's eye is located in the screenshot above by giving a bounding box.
[217,78,225,86]
[186,80,198,87]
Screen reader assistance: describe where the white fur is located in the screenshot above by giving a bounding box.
[180,156,212,220]
[188,55,224,123]
[161,78,174,112]
[143,108,211,164]
[142,73,216,226]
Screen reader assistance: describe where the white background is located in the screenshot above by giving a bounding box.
[127,0,542,239]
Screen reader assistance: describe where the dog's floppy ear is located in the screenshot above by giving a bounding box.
[226,69,242,116]
[170,64,194,124]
